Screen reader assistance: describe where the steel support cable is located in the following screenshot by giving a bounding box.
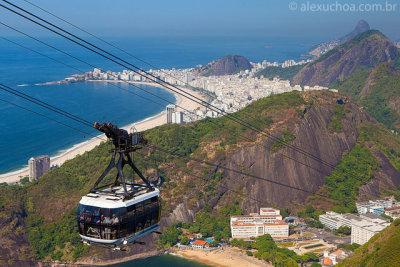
[0,28,331,177]
[0,81,335,201]
[0,16,366,199]
[1,83,332,201]
[0,83,95,128]
[21,0,214,100]
[147,144,336,201]
[0,32,166,108]
[134,149,275,207]
[0,1,336,169]
[0,97,106,141]
[14,2,324,163]
[0,21,210,123]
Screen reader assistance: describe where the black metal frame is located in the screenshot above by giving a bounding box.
[90,122,153,199]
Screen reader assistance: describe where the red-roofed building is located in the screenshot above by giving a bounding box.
[192,240,209,249]
[260,208,280,216]
[230,208,288,238]
[322,249,349,266]
[385,206,400,219]
[323,257,332,266]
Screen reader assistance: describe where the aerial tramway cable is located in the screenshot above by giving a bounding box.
[0,4,367,203]
[0,97,105,141]
[0,27,332,177]
[0,1,337,170]
[0,81,337,201]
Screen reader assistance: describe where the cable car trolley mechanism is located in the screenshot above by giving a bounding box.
[77,122,160,249]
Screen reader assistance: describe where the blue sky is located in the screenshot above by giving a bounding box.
[0,0,399,41]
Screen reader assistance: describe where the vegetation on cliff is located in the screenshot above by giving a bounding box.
[231,234,319,266]
[255,65,303,81]
[325,143,379,213]
[292,30,399,88]
[332,63,400,131]
[1,90,400,263]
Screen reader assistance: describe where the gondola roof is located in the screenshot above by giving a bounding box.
[80,186,160,209]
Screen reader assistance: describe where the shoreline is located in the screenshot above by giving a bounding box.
[76,246,270,267]
[170,246,271,267]
[0,81,203,184]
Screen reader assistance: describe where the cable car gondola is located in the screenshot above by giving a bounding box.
[77,122,160,248]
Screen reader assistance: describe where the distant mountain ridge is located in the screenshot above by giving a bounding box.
[292,30,399,87]
[197,55,252,76]
[293,28,400,132]
[308,20,370,57]
[340,19,371,44]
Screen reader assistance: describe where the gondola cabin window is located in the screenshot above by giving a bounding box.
[77,194,160,241]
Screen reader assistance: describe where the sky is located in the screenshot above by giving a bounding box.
[0,0,399,41]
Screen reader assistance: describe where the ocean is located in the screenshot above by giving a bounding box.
[110,254,209,267]
[0,35,318,174]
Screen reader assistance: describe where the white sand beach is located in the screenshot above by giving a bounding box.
[174,246,271,267]
[0,81,205,184]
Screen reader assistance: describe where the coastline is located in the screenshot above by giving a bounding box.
[0,81,203,184]
[170,246,271,267]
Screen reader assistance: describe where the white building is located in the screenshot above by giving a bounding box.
[356,199,393,216]
[319,212,343,230]
[231,208,288,238]
[260,208,280,216]
[319,211,379,231]
[29,155,50,181]
[351,214,390,245]
[385,206,400,219]
[319,212,359,230]
[171,111,184,124]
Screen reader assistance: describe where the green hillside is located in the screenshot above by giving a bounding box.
[338,219,400,266]
[255,65,303,80]
[1,91,400,264]
[331,63,400,131]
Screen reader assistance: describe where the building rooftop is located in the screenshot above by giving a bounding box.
[323,257,332,266]
[192,240,208,246]
[386,206,400,211]
[231,215,281,218]
[232,220,288,227]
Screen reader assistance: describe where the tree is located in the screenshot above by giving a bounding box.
[335,226,351,235]
[381,214,394,222]
[180,236,190,245]
[310,263,322,267]
[209,240,219,247]
[304,252,319,262]
[280,207,291,218]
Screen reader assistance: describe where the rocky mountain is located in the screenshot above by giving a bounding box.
[340,19,371,44]
[2,90,400,264]
[308,20,371,57]
[292,30,399,87]
[197,54,252,76]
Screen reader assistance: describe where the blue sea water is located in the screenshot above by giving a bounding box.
[0,35,319,174]
[110,254,209,267]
